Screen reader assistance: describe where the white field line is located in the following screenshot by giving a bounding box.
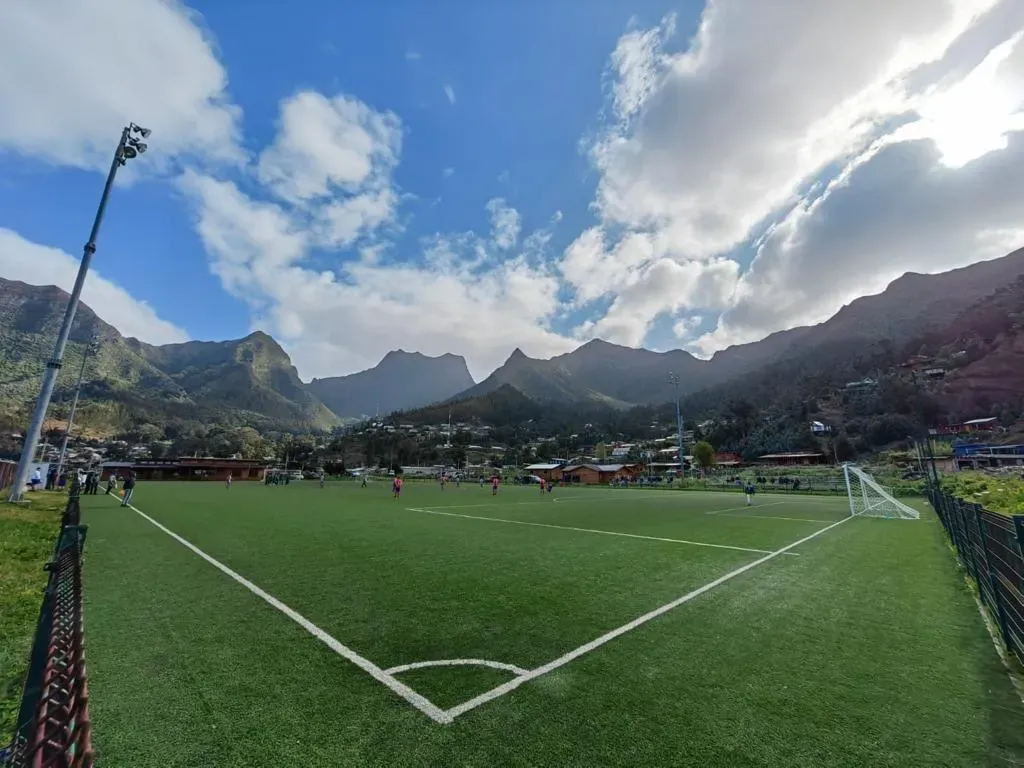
[405,507,798,556]
[413,494,670,510]
[705,500,787,515]
[444,514,854,721]
[117,501,452,724]
[385,658,528,676]
[714,512,836,524]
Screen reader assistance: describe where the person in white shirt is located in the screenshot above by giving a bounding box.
[30,468,42,491]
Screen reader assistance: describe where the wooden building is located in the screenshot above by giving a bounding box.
[562,463,639,485]
[101,457,267,482]
[523,463,566,483]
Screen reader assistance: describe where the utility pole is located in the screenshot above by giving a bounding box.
[669,372,685,478]
[55,337,100,481]
[8,124,150,502]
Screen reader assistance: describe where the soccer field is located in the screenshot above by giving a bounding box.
[79,482,1024,767]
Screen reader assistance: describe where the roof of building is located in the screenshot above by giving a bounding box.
[963,417,999,425]
[757,452,824,459]
[524,463,564,470]
[563,463,635,472]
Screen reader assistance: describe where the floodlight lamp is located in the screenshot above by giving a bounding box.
[122,145,138,160]
[134,142,148,154]
[131,124,152,138]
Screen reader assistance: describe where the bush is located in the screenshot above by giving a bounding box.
[942,472,1024,515]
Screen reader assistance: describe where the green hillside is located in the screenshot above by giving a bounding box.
[0,278,337,434]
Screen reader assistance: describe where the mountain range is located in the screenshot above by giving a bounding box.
[1,245,1022,436]
[454,247,1024,413]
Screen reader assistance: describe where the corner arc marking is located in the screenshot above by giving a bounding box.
[385,658,529,676]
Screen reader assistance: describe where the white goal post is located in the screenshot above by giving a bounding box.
[842,464,920,520]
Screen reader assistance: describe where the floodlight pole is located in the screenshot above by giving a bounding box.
[669,373,685,478]
[8,125,141,502]
[55,338,99,481]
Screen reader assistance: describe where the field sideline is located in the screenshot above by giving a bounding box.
[79,481,1024,767]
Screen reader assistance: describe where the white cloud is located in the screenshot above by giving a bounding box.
[442,167,455,178]
[0,228,189,344]
[575,257,738,347]
[486,198,522,250]
[693,132,1024,354]
[574,0,1024,355]
[406,50,422,61]
[0,0,242,170]
[181,172,573,378]
[591,0,997,259]
[315,188,398,249]
[181,86,573,379]
[672,315,703,340]
[443,84,456,105]
[257,91,401,204]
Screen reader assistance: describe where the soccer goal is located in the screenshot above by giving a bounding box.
[843,464,920,520]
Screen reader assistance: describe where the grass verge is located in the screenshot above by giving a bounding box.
[0,492,64,743]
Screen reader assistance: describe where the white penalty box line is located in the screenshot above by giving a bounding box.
[404,505,800,556]
[115,500,453,724]
[445,514,853,720]
[110,497,851,726]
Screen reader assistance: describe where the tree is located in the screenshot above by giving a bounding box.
[834,434,856,462]
[692,440,716,471]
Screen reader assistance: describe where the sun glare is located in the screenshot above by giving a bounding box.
[917,33,1024,168]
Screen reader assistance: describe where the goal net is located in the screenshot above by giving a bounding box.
[843,464,920,520]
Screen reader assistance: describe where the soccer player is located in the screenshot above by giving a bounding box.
[744,481,755,506]
[226,472,232,489]
[121,472,137,507]
[491,474,499,496]
[319,473,326,489]
[361,475,368,488]
[392,475,403,499]
[539,478,546,495]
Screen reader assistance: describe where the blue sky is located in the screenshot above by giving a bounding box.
[1,0,1023,381]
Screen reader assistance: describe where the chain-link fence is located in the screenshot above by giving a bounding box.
[930,488,1024,669]
[1,488,94,768]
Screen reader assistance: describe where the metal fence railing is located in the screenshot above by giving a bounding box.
[1,489,94,768]
[930,489,1024,669]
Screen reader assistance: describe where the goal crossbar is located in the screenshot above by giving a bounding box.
[843,464,920,520]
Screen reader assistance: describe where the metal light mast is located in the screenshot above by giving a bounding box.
[9,124,150,501]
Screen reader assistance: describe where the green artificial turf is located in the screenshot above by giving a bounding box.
[0,492,65,743]
[78,482,1024,767]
